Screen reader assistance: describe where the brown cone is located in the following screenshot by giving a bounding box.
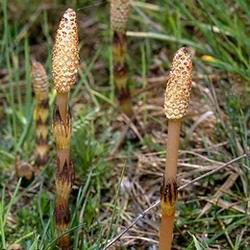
[52,8,79,94]
[111,0,130,33]
[164,47,193,120]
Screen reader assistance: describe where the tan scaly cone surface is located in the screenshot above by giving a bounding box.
[111,0,130,34]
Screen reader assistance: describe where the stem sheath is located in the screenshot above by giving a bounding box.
[57,93,69,125]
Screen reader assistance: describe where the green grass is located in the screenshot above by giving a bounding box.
[0,0,250,249]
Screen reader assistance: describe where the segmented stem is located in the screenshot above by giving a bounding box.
[111,0,133,116]
[53,107,74,250]
[32,60,49,167]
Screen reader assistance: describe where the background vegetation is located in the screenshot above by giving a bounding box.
[0,0,249,249]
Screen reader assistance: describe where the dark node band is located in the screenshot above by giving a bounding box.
[160,176,178,205]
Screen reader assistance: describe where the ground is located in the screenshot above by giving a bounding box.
[0,0,250,250]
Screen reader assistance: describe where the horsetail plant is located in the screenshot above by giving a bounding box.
[32,60,49,167]
[15,155,34,187]
[52,8,79,250]
[15,61,49,185]
[110,0,133,117]
[160,47,193,250]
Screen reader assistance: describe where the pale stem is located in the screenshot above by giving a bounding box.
[159,214,175,250]
[165,119,181,180]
